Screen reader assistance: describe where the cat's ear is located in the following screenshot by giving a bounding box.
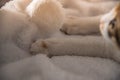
[115,3,120,16]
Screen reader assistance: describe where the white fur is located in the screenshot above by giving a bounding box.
[100,8,116,43]
[59,0,118,35]
[100,5,120,62]
[26,0,65,37]
[0,0,64,65]
[0,0,120,80]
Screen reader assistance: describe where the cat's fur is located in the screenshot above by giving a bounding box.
[30,0,120,62]
[0,0,64,65]
[100,3,120,49]
[60,0,119,35]
[0,0,120,65]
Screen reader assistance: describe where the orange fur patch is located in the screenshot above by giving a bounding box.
[115,3,120,17]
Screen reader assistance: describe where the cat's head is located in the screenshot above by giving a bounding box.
[100,3,120,48]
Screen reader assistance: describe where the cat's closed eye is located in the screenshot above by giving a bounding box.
[109,18,116,29]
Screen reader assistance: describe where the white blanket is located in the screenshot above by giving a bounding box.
[0,50,120,80]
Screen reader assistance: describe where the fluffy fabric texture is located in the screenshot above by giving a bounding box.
[1,54,120,80]
[0,0,120,80]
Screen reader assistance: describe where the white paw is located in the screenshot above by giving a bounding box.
[60,24,78,35]
[60,16,83,35]
[60,16,100,35]
[60,16,78,35]
[60,24,100,35]
[30,40,48,55]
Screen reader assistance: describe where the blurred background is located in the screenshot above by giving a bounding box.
[0,0,10,8]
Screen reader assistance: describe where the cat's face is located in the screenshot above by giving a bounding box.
[100,3,120,48]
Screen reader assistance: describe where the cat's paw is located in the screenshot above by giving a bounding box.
[60,24,82,35]
[60,24,75,35]
[30,40,48,55]
[60,16,78,35]
[60,24,100,35]
[60,16,100,35]
[60,24,87,35]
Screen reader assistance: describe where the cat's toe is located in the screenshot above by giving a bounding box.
[60,25,73,35]
[60,26,69,35]
[30,40,48,55]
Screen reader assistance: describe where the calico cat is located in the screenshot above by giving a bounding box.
[31,3,120,63]
[100,3,120,49]
[59,0,118,35]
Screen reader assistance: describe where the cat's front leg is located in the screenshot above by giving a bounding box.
[60,16,101,35]
[30,37,120,63]
[30,37,107,58]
